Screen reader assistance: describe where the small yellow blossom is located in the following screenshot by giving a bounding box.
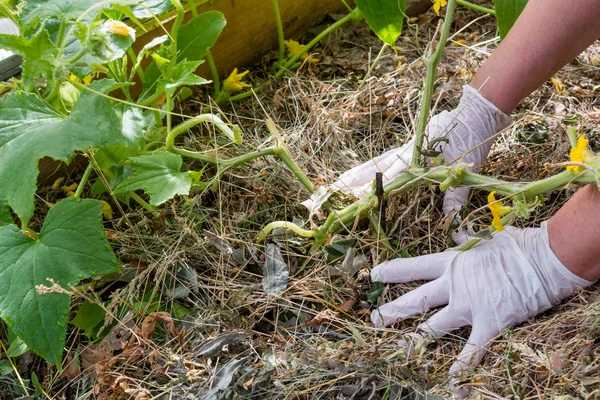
[284,39,319,64]
[223,68,252,92]
[104,20,134,37]
[433,0,448,16]
[550,77,566,96]
[566,135,592,173]
[51,178,63,190]
[69,73,93,85]
[102,201,113,219]
[452,39,467,47]
[487,191,511,232]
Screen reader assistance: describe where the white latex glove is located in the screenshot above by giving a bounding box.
[331,85,511,241]
[370,222,594,397]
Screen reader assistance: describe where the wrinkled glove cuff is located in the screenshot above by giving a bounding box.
[461,85,512,134]
[535,221,595,304]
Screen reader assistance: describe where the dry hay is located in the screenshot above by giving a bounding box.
[17,4,600,400]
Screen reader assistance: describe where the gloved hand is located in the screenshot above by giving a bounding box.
[370,222,594,397]
[331,85,511,242]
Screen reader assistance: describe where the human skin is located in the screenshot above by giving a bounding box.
[469,0,600,281]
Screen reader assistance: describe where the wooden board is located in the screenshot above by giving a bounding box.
[133,0,356,81]
[133,0,432,80]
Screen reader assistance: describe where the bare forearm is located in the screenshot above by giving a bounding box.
[471,0,600,114]
[548,185,600,282]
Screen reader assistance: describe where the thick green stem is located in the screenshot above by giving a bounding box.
[271,0,286,64]
[140,91,165,107]
[169,0,185,70]
[257,221,316,242]
[220,148,277,171]
[73,162,93,199]
[456,0,495,15]
[275,10,357,78]
[206,50,221,98]
[286,163,598,245]
[274,148,314,193]
[130,192,160,217]
[188,0,198,17]
[166,94,173,133]
[56,19,67,52]
[68,49,87,65]
[166,114,240,164]
[412,0,457,167]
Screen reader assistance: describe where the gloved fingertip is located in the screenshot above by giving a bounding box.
[370,308,384,327]
[370,262,386,282]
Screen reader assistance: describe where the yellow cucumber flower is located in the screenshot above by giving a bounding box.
[566,135,592,173]
[487,191,511,232]
[284,39,319,64]
[69,73,93,85]
[223,68,252,91]
[104,20,134,37]
[433,0,448,16]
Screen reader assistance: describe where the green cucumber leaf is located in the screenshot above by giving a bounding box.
[141,11,225,99]
[355,0,406,46]
[130,0,174,19]
[71,300,106,339]
[493,0,528,39]
[6,336,28,358]
[0,27,57,90]
[114,152,192,206]
[5,325,29,358]
[0,194,12,227]
[0,82,126,222]
[159,59,209,96]
[178,11,226,62]
[20,0,108,24]
[0,197,119,365]
[0,360,12,375]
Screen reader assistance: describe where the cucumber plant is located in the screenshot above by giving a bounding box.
[0,0,315,368]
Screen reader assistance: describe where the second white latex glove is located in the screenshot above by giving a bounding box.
[370,222,593,394]
[331,86,511,240]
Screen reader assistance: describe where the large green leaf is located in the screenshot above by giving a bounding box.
[355,0,406,46]
[71,300,106,338]
[0,197,119,365]
[0,27,57,90]
[130,0,174,19]
[142,11,225,98]
[0,194,12,227]
[493,0,528,39]
[20,0,108,24]
[114,152,193,205]
[0,83,125,222]
[177,11,226,62]
[160,59,209,96]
